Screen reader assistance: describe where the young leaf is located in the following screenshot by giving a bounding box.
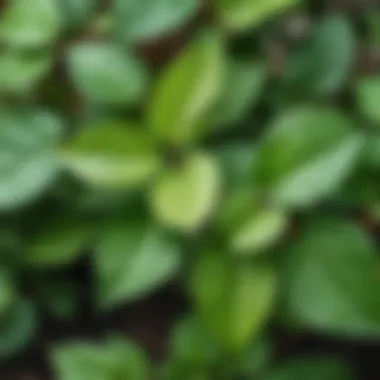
[150,153,221,232]
[114,0,200,42]
[216,0,300,32]
[95,218,181,309]
[355,75,380,126]
[264,356,356,380]
[252,106,364,208]
[67,43,148,107]
[60,121,160,189]
[230,207,288,256]
[26,214,92,268]
[0,110,62,211]
[0,0,62,47]
[283,219,380,338]
[148,32,224,146]
[191,250,277,352]
[53,337,149,380]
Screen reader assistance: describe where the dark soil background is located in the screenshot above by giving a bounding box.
[0,0,380,379]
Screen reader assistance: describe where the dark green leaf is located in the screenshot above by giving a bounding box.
[213,60,266,129]
[284,15,356,96]
[26,214,92,268]
[356,75,380,126]
[264,356,356,380]
[0,300,37,359]
[283,219,380,338]
[95,218,181,308]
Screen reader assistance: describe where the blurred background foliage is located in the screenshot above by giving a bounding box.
[0,0,379,379]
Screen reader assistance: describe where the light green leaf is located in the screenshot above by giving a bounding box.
[53,337,149,380]
[67,43,148,107]
[264,356,356,380]
[283,219,380,338]
[26,214,92,268]
[216,0,300,32]
[0,110,62,211]
[0,300,37,359]
[150,153,221,232]
[191,251,277,352]
[0,0,62,47]
[60,121,160,189]
[252,106,364,208]
[95,218,181,309]
[115,0,200,42]
[148,32,225,145]
[231,207,288,255]
[213,60,266,129]
[0,52,52,94]
[356,75,380,126]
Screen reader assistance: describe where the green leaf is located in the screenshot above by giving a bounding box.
[0,52,52,94]
[0,110,62,211]
[216,0,300,32]
[264,356,356,380]
[356,75,380,126]
[26,214,92,268]
[230,207,288,256]
[150,153,221,232]
[114,0,200,42]
[95,218,181,309]
[0,0,62,47]
[214,144,257,190]
[0,300,37,359]
[60,121,160,189]
[0,273,15,317]
[284,15,356,96]
[213,60,266,129]
[191,251,277,352]
[170,316,220,370]
[53,337,149,380]
[283,219,380,338]
[252,106,363,208]
[148,32,225,145]
[63,0,97,28]
[67,43,148,107]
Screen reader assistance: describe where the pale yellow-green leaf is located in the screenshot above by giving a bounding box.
[231,208,288,255]
[148,31,225,145]
[150,153,221,232]
[191,250,277,352]
[217,0,300,32]
[60,122,161,189]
